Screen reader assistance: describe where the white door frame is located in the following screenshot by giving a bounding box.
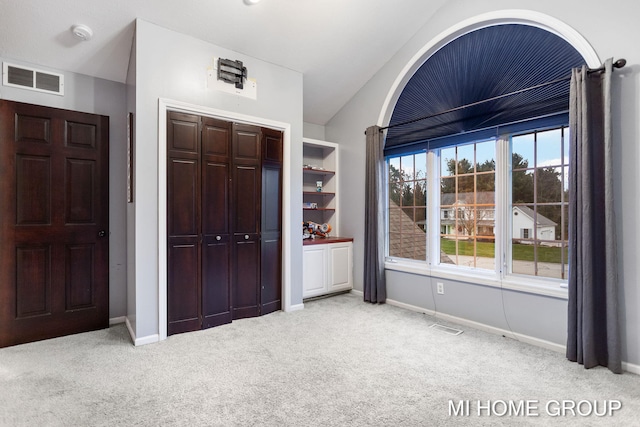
[158,98,292,341]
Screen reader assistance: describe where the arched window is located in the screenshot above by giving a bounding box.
[386,24,586,282]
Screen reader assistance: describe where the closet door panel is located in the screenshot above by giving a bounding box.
[233,238,260,319]
[167,111,201,336]
[261,164,282,315]
[167,242,200,335]
[202,235,232,328]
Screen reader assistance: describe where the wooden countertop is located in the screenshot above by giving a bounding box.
[303,236,354,246]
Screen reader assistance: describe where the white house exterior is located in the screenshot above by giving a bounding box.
[512,205,557,242]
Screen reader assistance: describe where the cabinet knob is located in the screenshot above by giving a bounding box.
[216,236,221,241]
[244,234,249,240]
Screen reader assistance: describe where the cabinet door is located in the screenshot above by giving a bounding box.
[232,124,261,319]
[302,246,327,298]
[328,243,353,292]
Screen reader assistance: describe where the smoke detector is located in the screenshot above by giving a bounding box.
[71,24,93,41]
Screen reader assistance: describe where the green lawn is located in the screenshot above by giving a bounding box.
[440,238,568,263]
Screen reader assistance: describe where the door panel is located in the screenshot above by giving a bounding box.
[0,100,109,348]
[65,159,95,224]
[167,243,200,335]
[202,237,232,328]
[167,111,202,336]
[234,165,260,233]
[65,244,95,310]
[261,163,282,315]
[15,246,52,318]
[16,155,51,225]
[168,159,199,237]
[233,238,260,319]
[200,117,232,329]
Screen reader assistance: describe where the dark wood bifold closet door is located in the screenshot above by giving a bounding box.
[201,117,232,328]
[231,123,262,320]
[167,112,202,335]
[260,128,283,315]
[166,111,283,336]
[0,100,109,348]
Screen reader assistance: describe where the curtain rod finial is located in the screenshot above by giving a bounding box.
[614,59,626,69]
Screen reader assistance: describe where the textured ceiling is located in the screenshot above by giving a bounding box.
[0,0,448,125]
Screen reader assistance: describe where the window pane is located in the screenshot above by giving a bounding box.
[476,140,495,171]
[401,155,414,180]
[512,133,534,170]
[401,181,414,207]
[388,207,401,233]
[389,157,400,182]
[537,128,563,166]
[536,167,563,203]
[387,153,428,262]
[441,177,455,205]
[512,170,534,203]
[441,147,455,176]
[439,140,495,271]
[388,232,402,258]
[414,180,427,207]
[389,182,401,207]
[510,126,570,280]
[458,175,474,199]
[415,152,427,179]
[457,144,474,174]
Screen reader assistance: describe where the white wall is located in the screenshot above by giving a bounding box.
[129,19,304,342]
[326,0,640,367]
[0,56,128,320]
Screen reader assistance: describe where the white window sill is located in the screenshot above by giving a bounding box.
[385,260,568,300]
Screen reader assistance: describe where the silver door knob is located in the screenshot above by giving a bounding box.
[216,236,221,241]
[244,234,249,240]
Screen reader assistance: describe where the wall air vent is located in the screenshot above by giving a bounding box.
[2,62,64,95]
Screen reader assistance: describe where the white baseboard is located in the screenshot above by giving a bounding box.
[109,316,126,326]
[350,289,364,297]
[622,361,640,375]
[385,297,640,373]
[124,317,159,346]
[287,303,304,312]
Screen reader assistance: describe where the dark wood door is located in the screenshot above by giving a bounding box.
[261,128,283,315]
[167,112,202,335]
[231,123,261,320]
[201,117,232,329]
[0,100,109,348]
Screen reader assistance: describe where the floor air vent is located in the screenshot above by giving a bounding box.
[429,323,464,336]
[3,62,64,95]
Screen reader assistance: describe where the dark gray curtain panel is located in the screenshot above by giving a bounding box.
[364,126,386,303]
[567,58,621,374]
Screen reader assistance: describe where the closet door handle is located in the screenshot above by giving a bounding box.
[216,236,221,241]
[244,234,249,240]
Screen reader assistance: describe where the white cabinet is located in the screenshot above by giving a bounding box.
[303,240,353,299]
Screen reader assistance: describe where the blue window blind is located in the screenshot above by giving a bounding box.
[384,24,586,156]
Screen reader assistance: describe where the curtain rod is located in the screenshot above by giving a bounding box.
[368,59,626,134]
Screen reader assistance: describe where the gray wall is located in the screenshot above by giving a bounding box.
[326,0,640,366]
[125,29,137,332]
[130,19,304,340]
[303,122,326,140]
[0,56,128,320]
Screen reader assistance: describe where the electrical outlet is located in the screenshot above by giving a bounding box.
[437,282,444,295]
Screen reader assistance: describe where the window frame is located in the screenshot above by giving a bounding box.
[385,127,569,299]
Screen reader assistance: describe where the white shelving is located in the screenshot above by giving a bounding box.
[302,138,339,235]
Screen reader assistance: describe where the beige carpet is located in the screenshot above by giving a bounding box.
[0,293,637,426]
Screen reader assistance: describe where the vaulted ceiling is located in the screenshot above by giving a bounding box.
[0,0,448,125]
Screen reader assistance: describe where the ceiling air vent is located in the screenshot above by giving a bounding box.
[2,62,64,95]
